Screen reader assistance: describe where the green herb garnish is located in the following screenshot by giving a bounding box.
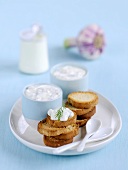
[55,107,65,121]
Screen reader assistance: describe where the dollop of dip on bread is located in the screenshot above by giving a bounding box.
[48,107,74,121]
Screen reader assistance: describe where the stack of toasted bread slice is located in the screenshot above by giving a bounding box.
[37,113,79,147]
[65,91,98,127]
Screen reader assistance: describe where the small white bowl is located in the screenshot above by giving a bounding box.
[50,62,89,99]
[22,83,63,129]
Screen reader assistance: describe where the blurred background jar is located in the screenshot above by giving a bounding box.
[19,24,49,74]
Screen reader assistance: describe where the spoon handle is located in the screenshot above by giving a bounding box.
[77,134,91,152]
[52,141,80,154]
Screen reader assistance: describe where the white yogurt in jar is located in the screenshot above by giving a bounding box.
[24,84,62,101]
[47,107,74,121]
[52,65,86,80]
[19,24,49,74]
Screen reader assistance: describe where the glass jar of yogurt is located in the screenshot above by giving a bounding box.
[50,62,88,99]
[19,24,49,74]
[22,83,63,129]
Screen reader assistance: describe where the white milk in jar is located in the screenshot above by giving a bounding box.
[19,24,49,74]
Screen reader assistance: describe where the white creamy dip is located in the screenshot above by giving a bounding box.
[25,84,61,101]
[53,65,86,80]
[48,107,74,121]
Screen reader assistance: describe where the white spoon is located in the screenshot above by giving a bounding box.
[52,126,113,154]
[53,118,103,154]
[77,118,101,152]
[88,127,113,142]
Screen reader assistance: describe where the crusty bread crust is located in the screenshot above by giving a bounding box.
[65,101,95,116]
[53,127,79,140]
[68,91,98,109]
[43,136,73,147]
[76,118,89,127]
[77,106,96,119]
[38,118,79,136]
[46,113,76,128]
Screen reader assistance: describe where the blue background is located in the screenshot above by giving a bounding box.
[0,0,127,170]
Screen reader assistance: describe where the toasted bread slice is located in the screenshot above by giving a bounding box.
[77,106,96,119]
[76,118,89,127]
[46,112,76,128]
[38,118,79,136]
[53,127,79,140]
[68,91,98,109]
[65,101,95,116]
[43,136,73,147]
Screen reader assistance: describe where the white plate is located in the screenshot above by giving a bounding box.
[9,92,122,156]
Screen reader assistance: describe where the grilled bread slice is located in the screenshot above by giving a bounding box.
[77,106,96,119]
[65,101,95,116]
[43,135,73,147]
[46,112,77,128]
[53,127,79,140]
[38,118,79,136]
[68,91,98,109]
[76,118,89,127]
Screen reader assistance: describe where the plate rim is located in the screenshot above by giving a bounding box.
[9,91,122,155]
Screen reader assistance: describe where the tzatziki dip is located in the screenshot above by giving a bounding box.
[47,107,74,121]
[24,84,62,101]
[52,65,86,80]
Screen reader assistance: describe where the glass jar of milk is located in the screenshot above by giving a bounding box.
[19,24,49,74]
